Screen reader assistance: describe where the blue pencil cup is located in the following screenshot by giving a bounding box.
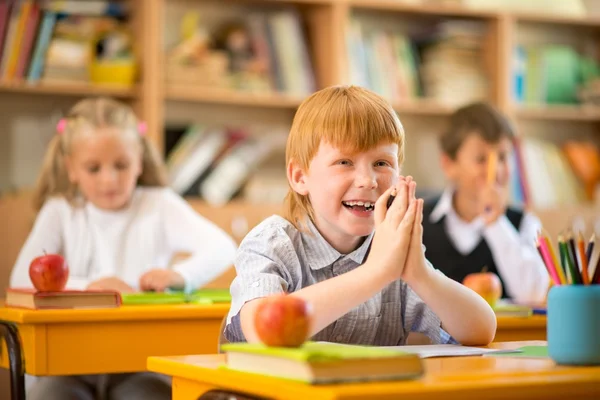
[547,285,600,365]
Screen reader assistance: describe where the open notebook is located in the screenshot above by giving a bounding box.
[383,344,521,358]
[318,342,521,358]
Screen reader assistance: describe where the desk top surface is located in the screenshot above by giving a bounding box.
[495,315,546,328]
[0,304,545,325]
[0,302,230,323]
[147,341,599,398]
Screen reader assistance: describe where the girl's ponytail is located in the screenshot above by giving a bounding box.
[138,136,168,187]
[32,133,74,210]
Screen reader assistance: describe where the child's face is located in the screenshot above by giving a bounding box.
[293,141,400,253]
[66,128,142,210]
[442,133,512,200]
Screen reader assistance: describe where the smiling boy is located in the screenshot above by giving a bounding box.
[225,86,496,346]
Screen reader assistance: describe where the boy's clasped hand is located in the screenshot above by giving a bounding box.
[369,176,427,286]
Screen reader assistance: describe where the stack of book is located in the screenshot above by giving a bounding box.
[221,342,424,384]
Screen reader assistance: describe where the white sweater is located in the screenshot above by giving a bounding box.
[10,187,237,293]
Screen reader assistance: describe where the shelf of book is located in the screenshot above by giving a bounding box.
[514,105,600,121]
[0,81,139,98]
[165,87,305,109]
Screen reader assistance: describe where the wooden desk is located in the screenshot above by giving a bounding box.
[148,341,600,400]
[0,303,230,400]
[495,315,546,342]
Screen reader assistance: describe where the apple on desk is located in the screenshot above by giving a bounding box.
[462,269,502,308]
[254,294,312,347]
[29,252,69,292]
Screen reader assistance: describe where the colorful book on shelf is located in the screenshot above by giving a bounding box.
[0,0,21,77]
[4,0,33,80]
[121,289,231,305]
[198,132,285,206]
[14,0,40,79]
[0,0,14,66]
[27,9,57,83]
[5,288,122,309]
[221,342,424,384]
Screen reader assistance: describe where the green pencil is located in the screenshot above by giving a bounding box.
[563,235,582,284]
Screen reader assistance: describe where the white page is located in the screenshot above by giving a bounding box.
[381,344,521,358]
[316,342,521,358]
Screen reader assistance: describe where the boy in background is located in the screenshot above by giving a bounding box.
[422,102,549,304]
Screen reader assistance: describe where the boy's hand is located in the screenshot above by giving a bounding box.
[139,269,185,292]
[480,184,508,225]
[87,277,135,293]
[368,178,417,283]
[402,176,428,286]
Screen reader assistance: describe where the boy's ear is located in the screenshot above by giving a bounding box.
[287,159,309,195]
[440,152,457,180]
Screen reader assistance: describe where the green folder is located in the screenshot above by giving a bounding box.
[121,292,187,305]
[488,346,548,358]
[121,289,231,305]
[188,288,231,304]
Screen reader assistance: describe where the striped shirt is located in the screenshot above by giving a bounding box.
[225,215,456,345]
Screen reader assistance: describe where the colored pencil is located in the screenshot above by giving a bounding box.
[593,257,600,284]
[544,234,567,285]
[567,233,580,274]
[565,233,583,284]
[586,233,595,265]
[558,236,571,284]
[537,236,561,285]
[578,232,590,285]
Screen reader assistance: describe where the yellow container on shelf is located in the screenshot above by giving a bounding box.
[89,60,136,86]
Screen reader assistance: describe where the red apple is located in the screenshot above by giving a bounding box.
[462,272,502,307]
[254,294,311,347]
[29,253,69,292]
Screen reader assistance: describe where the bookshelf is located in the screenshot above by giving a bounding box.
[0,81,139,97]
[1,0,600,231]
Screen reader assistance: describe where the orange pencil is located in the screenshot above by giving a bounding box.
[487,151,498,185]
[537,235,561,285]
[578,232,590,285]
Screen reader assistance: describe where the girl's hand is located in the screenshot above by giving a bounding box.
[139,269,185,292]
[87,277,135,293]
[366,178,417,283]
[402,176,428,286]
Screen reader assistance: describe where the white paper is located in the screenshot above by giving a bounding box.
[381,344,521,358]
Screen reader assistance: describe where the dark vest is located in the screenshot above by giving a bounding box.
[422,197,524,299]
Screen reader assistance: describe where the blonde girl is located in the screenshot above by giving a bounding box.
[10,97,237,400]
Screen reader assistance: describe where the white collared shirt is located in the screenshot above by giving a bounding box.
[10,187,237,293]
[429,188,549,303]
[225,215,456,345]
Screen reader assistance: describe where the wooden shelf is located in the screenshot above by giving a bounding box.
[514,105,600,121]
[347,0,497,19]
[0,81,138,98]
[513,12,600,27]
[166,87,305,109]
[393,99,455,116]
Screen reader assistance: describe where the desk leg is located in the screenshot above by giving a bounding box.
[0,321,26,400]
